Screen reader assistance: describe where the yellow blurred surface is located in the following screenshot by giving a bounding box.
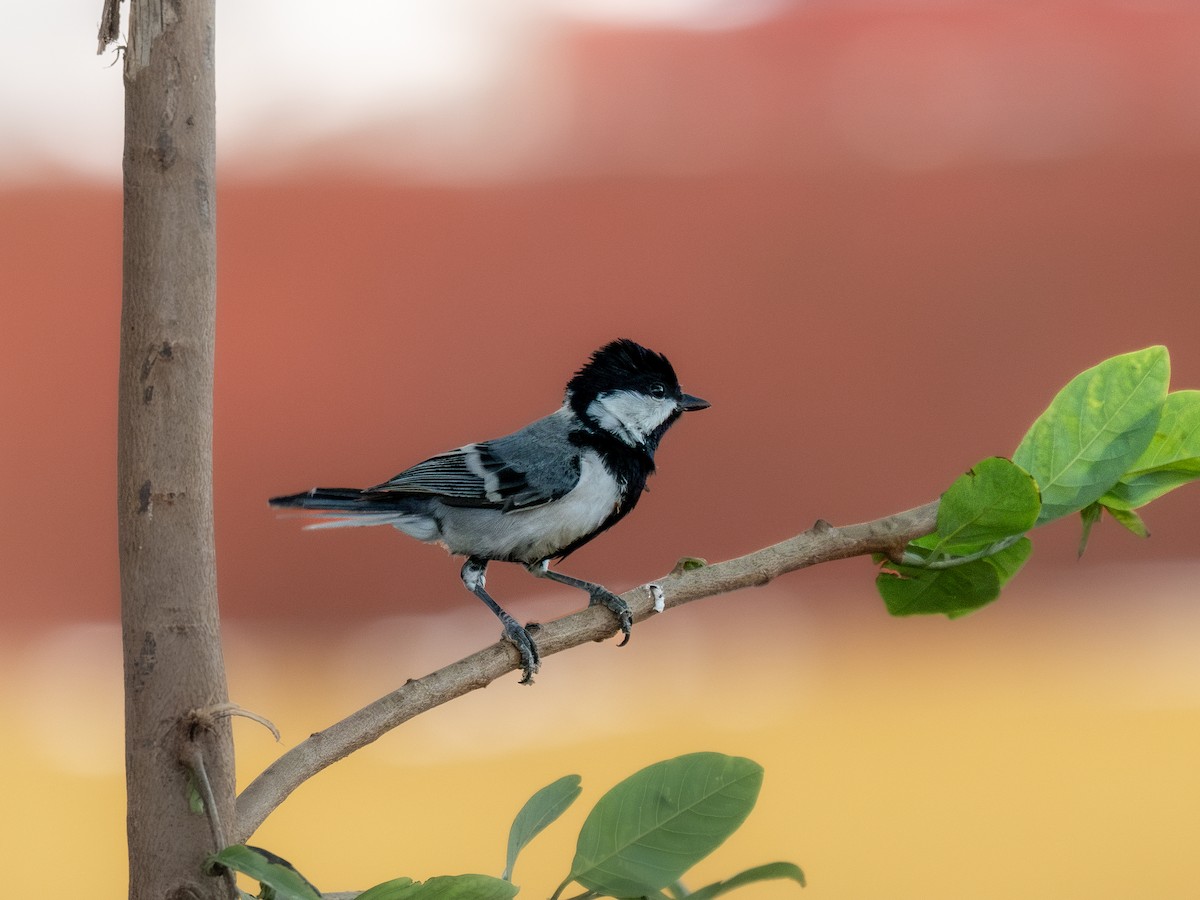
[7,564,1199,898]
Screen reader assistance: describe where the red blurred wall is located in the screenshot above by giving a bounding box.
[5,4,1199,625]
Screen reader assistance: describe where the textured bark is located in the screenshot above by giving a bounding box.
[116,2,234,898]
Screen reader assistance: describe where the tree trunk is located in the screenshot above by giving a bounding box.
[116,3,234,898]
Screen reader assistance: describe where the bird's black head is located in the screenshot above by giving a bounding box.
[566,339,709,453]
[568,339,680,400]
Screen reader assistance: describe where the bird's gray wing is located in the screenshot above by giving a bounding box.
[368,412,582,511]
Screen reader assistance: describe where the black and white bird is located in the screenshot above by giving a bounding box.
[270,339,709,683]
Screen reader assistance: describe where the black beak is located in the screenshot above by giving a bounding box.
[680,393,711,412]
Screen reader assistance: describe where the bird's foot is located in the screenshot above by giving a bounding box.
[588,589,633,646]
[499,614,541,684]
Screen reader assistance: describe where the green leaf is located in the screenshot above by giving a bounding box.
[359,875,517,900]
[883,533,1029,612]
[206,846,321,900]
[408,875,518,900]
[934,457,1040,552]
[1077,502,1103,558]
[888,535,1027,600]
[1105,504,1149,538]
[877,560,1001,619]
[1013,346,1168,525]
[981,536,1032,586]
[905,533,941,552]
[685,862,807,899]
[354,878,416,900]
[503,774,583,881]
[1103,463,1200,510]
[1101,389,1200,510]
[562,753,763,899]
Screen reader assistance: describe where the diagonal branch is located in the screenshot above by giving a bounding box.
[231,500,938,843]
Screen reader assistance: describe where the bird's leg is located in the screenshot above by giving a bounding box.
[461,557,540,684]
[527,560,633,646]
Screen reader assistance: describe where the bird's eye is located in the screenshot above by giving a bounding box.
[648,382,667,399]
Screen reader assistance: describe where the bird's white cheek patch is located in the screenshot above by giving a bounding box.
[588,391,676,448]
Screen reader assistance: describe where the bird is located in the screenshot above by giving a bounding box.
[269,339,709,683]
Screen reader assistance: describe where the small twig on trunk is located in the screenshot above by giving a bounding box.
[231,500,938,844]
[96,0,122,54]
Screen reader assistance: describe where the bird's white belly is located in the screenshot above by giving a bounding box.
[436,450,622,563]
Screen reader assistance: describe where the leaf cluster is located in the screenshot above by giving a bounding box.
[877,346,1200,616]
[208,753,804,900]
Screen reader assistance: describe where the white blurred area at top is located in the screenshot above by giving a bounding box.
[216,0,788,182]
[4,0,784,184]
[5,0,1200,184]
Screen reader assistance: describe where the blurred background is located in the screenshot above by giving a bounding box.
[3,1,1199,896]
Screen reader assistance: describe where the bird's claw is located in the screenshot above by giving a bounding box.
[589,589,633,647]
[501,617,541,685]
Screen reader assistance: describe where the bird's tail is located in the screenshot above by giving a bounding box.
[269,487,388,511]
[269,488,432,533]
